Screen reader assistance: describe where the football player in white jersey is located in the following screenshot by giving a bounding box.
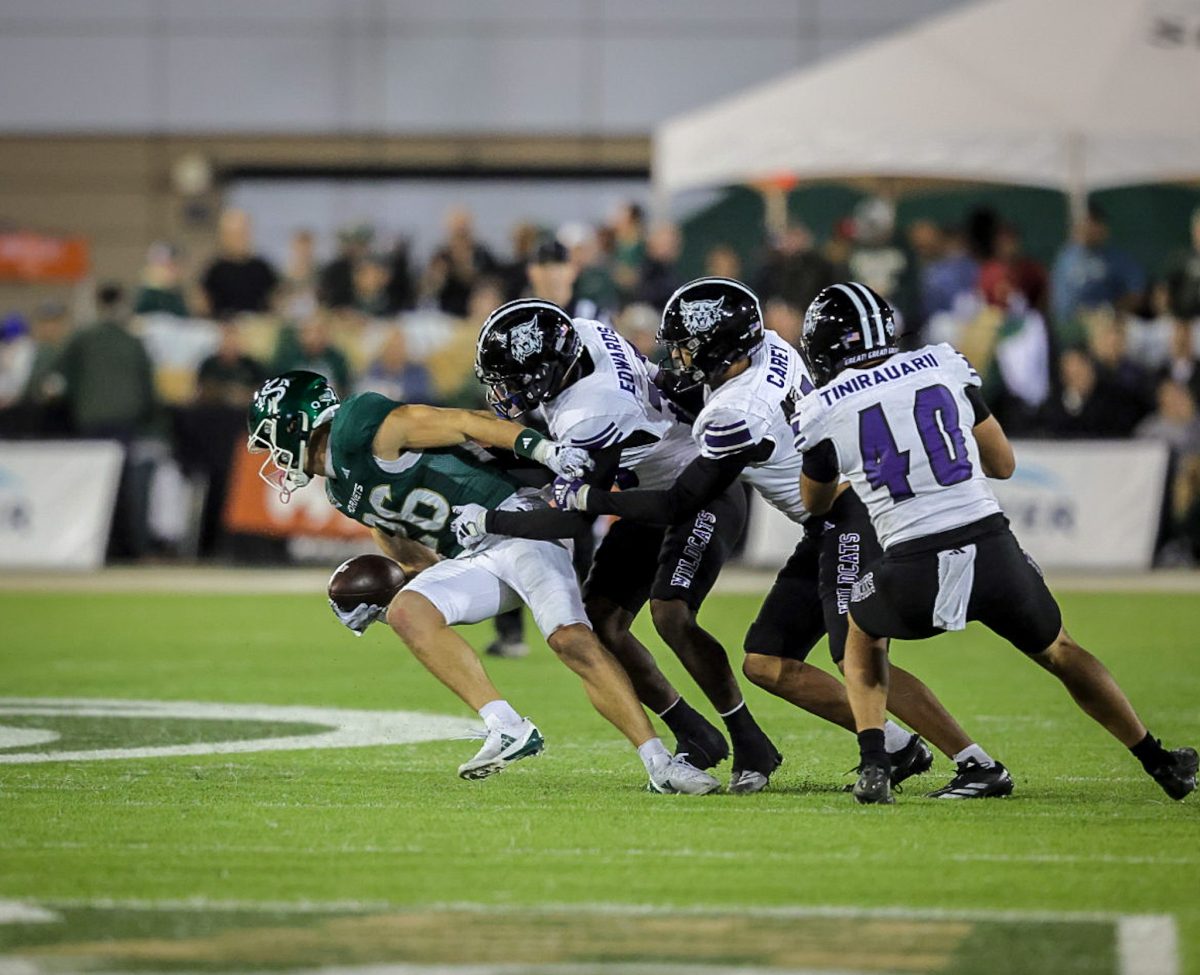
[793,282,1198,805]
[546,278,1005,795]
[460,298,782,792]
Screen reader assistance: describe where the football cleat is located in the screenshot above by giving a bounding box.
[1149,746,1198,801]
[730,744,784,795]
[674,720,730,771]
[484,638,531,659]
[889,733,934,787]
[852,763,894,805]
[926,758,1014,799]
[648,754,722,795]
[457,719,544,781]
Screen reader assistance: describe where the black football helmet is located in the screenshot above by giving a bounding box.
[800,282,898,386]
[474,299,583,418]
[658,277,764,389]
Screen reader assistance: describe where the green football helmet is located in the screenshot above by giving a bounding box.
[246,371,340,501]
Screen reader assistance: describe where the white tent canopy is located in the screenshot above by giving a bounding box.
[654,0,1200,209]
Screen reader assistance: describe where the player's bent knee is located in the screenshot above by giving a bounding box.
[547,622,600,663]
[649,598,692,644]
[1032,627,1081,671]
[742,652,780,689]
[386,592,445,644]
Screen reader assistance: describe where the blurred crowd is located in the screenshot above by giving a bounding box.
[2,195,1200,565]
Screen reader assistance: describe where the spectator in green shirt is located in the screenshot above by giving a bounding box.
[52,283,157,438]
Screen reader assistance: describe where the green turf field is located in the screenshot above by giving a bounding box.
[0,588,1197,974]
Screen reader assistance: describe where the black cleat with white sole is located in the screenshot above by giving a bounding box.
[1150,746,1198,801]
[852,763,894,805]
[926,758,1014,799]
[888,734,934,787]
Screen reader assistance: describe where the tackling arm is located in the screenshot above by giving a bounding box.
[578,442,771,526]
[479,443,627,542]
[371,403,590,477]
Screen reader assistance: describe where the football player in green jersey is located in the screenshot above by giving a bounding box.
[247,370,720,793]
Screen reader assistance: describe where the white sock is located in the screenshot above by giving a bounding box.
[883,720,912,753]
[718,700,745,719]
[637,737,671,773]
[656,696,682,718]
[479,700,521,731]
[953,743,996,768]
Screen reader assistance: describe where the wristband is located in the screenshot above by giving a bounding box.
[513,427,546,460]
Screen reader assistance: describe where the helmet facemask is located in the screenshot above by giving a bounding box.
[658,278,764,390]
[247,412,313,503]
[474,300,583,417]
[659,337,708,391]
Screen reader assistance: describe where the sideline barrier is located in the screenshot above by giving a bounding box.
[744,439,1169,572]
[0,441,123,569]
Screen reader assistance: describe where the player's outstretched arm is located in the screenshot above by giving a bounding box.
[372,527,439,577]
[566,446,767,526]
[465,443,628,543]
[973,415,1015,479]
[372,404,591,477]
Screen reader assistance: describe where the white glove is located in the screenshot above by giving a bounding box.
[530,440,594,480]
[451,503,491,550]
[329,599,388,637]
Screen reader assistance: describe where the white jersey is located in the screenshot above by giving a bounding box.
[532,319,697,490]
[693,330,814,523]
[792,343,1002,548]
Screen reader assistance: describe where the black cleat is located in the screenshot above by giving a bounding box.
[853,763,894,805]
[674,719,730,772]
[926,758,1014,799]
[889,734,934,787]
[730,738,784,794]
[1150,747,1198,801]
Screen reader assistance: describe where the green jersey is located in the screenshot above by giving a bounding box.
[324,392,523,558]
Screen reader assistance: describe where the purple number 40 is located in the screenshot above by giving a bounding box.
[858,384,972,502]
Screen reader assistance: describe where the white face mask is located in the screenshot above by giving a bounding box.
[247,416,311,504]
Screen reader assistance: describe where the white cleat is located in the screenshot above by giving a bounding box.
[729,770,770,794]
[648,754,722,795]
[457,718,545,781]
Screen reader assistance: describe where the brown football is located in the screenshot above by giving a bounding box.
[327,554,407,611]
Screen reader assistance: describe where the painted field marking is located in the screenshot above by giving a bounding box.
[4,841,1195,871]
[0,902,58,925]
[0,698,477,764]
[11,898,1179,975]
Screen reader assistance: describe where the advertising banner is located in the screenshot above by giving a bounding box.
[991,440,1168,571]
[0,441,123,569]
[223,444,371,541]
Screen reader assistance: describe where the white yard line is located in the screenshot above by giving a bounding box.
[19,896,1172,925]
[1118,915,1180,975]
[5,842,1197,869]
[2,565,1199,595]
